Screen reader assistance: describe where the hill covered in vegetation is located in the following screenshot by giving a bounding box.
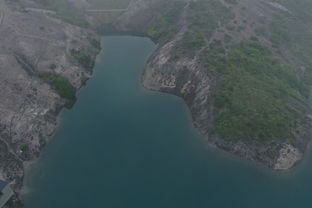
[114,0,312,170]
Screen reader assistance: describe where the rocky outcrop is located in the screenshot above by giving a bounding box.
[142,33,214,138]
[274,144,302,170]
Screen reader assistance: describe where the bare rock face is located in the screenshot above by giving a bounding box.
[274,144,303,170]
[0,0,100,202]
[142,33,214,138]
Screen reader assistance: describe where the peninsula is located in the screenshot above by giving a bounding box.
[114,0,312,170]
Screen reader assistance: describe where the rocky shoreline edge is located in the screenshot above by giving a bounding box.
[0,1,101,207]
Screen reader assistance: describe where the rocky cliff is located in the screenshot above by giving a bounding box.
[0,0,100,206]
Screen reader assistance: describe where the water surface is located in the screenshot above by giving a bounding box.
[23,36,312,208]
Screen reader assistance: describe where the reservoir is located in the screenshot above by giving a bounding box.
[23,36,312,208]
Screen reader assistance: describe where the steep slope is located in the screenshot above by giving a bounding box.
[0,0,100,206]
[115,0,312,170]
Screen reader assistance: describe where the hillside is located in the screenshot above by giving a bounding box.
[0,0,100,206]
[113,0,312,170]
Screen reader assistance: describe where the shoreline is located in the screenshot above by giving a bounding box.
[137,51,310,176]
[140,85,309,178]
[20,35,312,208]
[20,41,103,193]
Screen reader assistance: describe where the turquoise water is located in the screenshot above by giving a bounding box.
[23,36,312,208]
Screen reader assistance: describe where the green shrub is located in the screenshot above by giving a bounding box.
[148,2,185,41]
[224,34,232,43]
[89,38,101,50]
[172,31,206,58]
[39,72,76,99]
[71,49,94,70]
[203,43,308,143]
